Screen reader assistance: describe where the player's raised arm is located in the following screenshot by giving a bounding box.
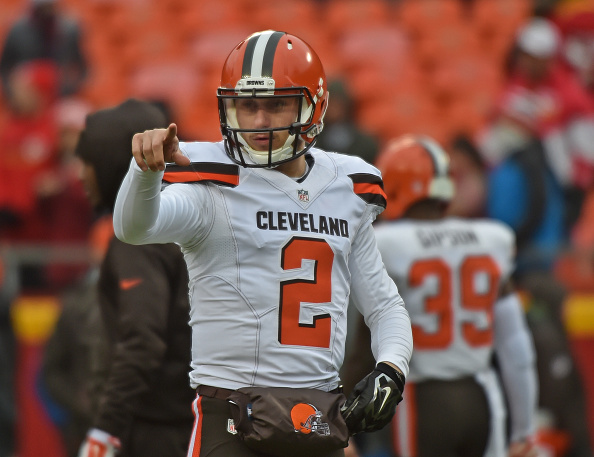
[131,123,189,172]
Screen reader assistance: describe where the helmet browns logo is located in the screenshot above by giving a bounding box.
[290,403,330,436]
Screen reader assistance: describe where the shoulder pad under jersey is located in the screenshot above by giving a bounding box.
[320,150,386,209]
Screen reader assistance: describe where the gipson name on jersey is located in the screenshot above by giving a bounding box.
[416,228,478,248]
[256,211,349,238]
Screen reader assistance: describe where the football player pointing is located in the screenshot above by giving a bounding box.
[114,31,412,457]
[373,135,538,457]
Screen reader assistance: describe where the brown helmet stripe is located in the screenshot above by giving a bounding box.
[261,31,284,77]
[241,31,285,79]
[241,33,259,78]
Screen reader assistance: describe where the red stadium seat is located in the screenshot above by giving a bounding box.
[324,0,396,38]
[335,26,409,73]
[355,91,444,145]
[189,28,254,76]
[430,54,502,98]
[129,60,201,112]
[398,0,464,34]
[471,0,531,35]
[413,23,482,67]
[244,0,317,35]
[177,1,247,35]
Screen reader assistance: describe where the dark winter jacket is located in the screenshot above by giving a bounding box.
[74,99,194,444]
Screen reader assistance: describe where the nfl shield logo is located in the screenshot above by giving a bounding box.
[227,418,237,435]
[297,189,309,202]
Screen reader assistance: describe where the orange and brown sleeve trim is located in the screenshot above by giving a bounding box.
[349,173,387,208]
[163,162,240,187]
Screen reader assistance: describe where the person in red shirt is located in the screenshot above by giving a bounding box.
[0,59,60,242]
[481,17,594,189]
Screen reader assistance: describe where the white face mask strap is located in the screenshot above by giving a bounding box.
[301,100,313,126]
[246,133,296,165]
[226,102,253,152]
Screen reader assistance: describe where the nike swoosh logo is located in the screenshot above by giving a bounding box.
[377,386,392,413]
[341,398,359,419]
[120,278,143,290]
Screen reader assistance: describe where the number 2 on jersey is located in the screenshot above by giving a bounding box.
[409,255,500,349]
[279,237,333,348]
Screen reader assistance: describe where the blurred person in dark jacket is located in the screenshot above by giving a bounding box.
[315,79,379,165]
[0,254,19,457]
[40,215,111,457]
[52,99,195,457]
[0,0,87,98]
[445,135,488,219]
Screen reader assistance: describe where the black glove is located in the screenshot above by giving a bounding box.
[340,362,405,435]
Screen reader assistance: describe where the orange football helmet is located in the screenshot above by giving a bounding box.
[376,135,454,219]
[290,403,330,436]
[217,30,328,168]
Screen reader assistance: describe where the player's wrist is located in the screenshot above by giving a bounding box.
[87,428,121,448]
[78,428,121,457]
[376,362,405,392]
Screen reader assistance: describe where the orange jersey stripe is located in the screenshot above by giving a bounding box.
[353,182,387,199]
[393,384,418,457]
[189,395,204,457]
[163,171,239,186]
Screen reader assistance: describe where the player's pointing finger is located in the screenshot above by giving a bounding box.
[131,132,148,171]
[164,123,177,143]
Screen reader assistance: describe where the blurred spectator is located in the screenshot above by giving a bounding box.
[41,269,103,457]
[478,17,594,456]
[0,59,59,243]
[487,137,566,276]
[554,187,594,292]
[478,16,594,274]
[315,79,380,164]
[557,10,594,97]
[55,97,93,162]
[446,134,488,218]
[569,189,594,277]
[40,216,111,457]
[0,254,19,457]
[40,98,94,290]
[0,0,88,99]
[483,17,594,205]
[522,274,593,457]
[74,99,195,457]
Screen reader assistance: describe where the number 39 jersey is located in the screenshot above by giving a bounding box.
[374,218,515,382]
[114,141,412,392]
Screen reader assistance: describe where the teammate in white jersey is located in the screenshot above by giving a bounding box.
[113,31,412,457]
[372,135,538,457]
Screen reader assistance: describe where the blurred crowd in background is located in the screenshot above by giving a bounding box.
[1,0,594,456]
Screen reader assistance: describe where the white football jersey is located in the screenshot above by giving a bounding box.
[374,218,515,382]
[114,142,412,391]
